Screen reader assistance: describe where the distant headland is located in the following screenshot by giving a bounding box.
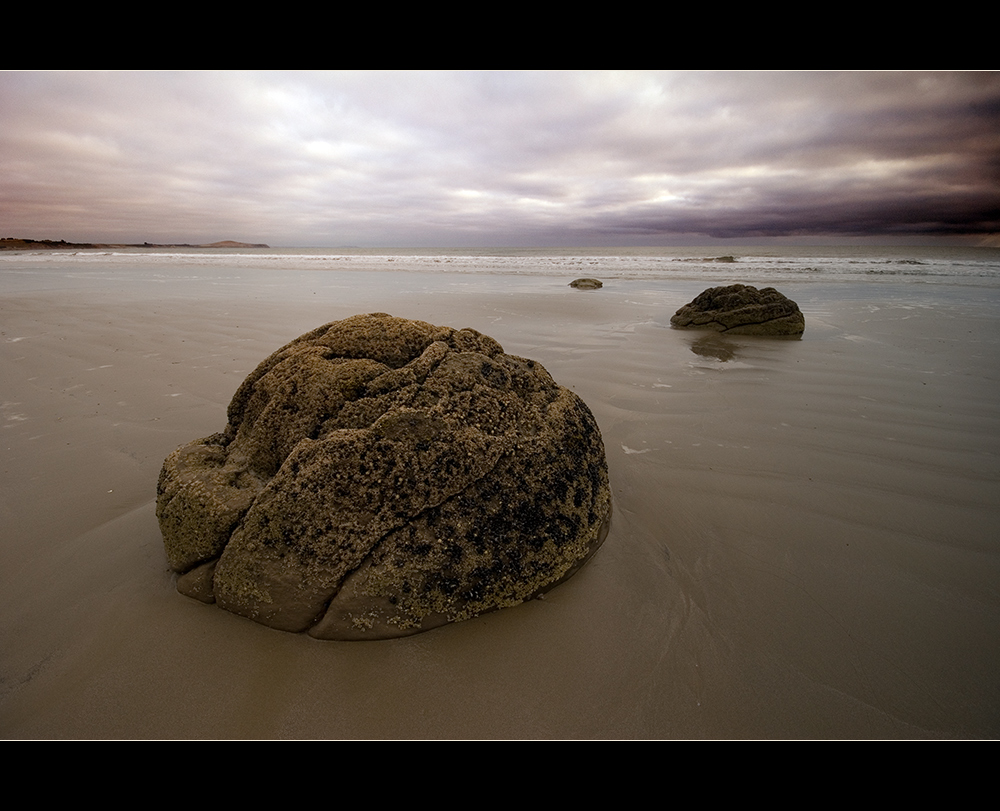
[1,237,270,251]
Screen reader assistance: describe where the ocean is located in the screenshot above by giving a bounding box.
[4,242,999,281]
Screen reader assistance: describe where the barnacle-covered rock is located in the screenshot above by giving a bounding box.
[670,284,805,336]
[156,313,611,639]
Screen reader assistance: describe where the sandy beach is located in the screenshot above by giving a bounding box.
[2,258,998,738]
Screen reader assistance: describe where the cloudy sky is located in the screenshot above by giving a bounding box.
[2,70,998,247]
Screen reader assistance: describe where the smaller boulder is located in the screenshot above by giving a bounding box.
[569,278,603,290]
[670,284,804,336]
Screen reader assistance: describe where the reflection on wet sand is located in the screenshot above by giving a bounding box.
[688,333,738,362]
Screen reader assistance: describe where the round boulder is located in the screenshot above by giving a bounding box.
[156,313,611,640]
[670,284,805,336]
[569,278,603,289]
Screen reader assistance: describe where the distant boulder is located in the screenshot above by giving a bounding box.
[569,278,603,289]
[157,313,611,640]
[670,284,805,336]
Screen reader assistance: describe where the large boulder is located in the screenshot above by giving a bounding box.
[670,284,805,336]
[156,313,611,640]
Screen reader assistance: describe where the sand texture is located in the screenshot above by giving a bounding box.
[2,263,999,738]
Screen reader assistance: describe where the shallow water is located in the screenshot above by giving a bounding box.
[1,248,998,738]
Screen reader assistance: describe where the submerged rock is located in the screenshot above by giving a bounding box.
[569,278,603,289]
[670,284,805,336]
[156,313,611,640]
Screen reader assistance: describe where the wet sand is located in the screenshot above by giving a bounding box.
[2,267,998,738]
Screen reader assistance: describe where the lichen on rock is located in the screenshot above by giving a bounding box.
[670,284,805,336]
[156,313,611,639]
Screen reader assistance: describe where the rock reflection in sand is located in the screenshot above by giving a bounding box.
[689,334,738,362]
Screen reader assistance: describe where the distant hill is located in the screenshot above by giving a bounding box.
[199,240,270,248]
[1,237,270,251]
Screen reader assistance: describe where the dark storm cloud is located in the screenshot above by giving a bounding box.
[2,70,998,245]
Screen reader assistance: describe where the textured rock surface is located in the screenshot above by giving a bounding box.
[569,278,603,289]
[156,313,611,639]
[670,284,805,336]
